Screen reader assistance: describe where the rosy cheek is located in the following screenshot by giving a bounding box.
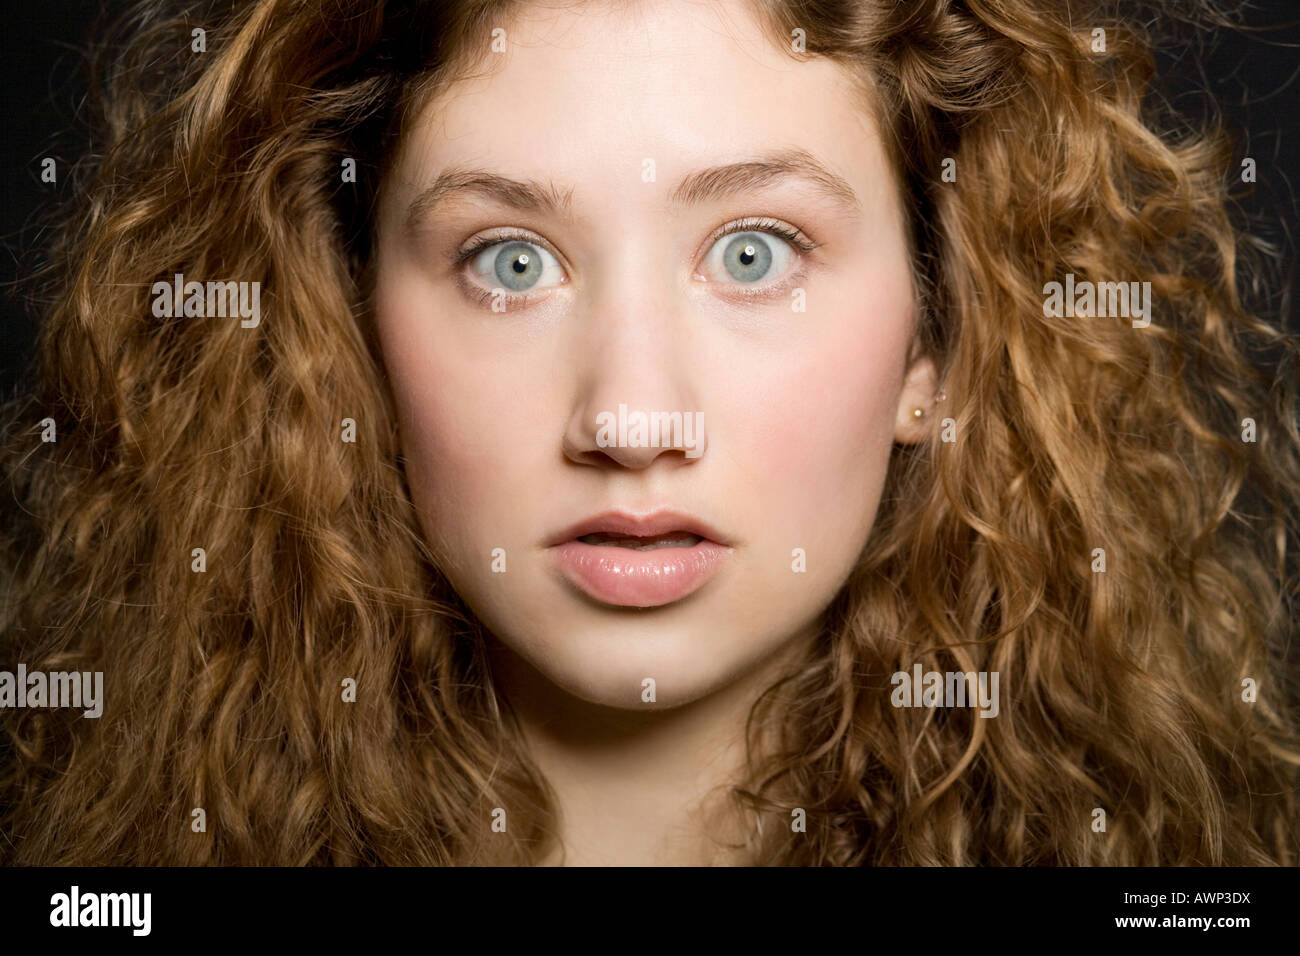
[404,391,510,521]
[733,316,907,553]
[378,303,480,464]
[379,354,473,505]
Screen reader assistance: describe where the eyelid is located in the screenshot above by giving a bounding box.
[699,216,820,257]
[706,265,811,305]
[452,227,570,271]
[455,276,555,312]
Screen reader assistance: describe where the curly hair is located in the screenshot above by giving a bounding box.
[1,0,1297,865]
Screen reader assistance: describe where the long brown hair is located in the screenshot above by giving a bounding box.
[2,0,1297,864]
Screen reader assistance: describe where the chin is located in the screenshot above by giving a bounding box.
[508,617,743,709]
[556,632,733,707]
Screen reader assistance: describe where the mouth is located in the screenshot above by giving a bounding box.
[576,531,705,550]
[547,510,732,608]
[546,509,732,548]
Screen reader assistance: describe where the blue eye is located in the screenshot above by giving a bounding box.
[721,233,775,282]
[466,239,564,294]
[699,219,811,288]
[455,217,816,310]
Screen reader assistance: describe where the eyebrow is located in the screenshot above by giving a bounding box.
[403,147,860,234]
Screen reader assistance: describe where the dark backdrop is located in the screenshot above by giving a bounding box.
[2,0,1298,400]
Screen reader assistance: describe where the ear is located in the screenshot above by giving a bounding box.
[893,353,941,444]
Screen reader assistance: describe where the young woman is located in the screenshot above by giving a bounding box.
[1,0,1297,865]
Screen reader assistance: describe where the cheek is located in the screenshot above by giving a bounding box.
[375,281,542,550]
[740,306,910,544]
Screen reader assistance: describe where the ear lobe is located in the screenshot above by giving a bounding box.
[894,355,940,444]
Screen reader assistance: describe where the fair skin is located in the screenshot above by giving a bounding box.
[373,0,938,864]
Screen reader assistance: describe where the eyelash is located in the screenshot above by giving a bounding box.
[714,216,819,255]
[453,216,820,310]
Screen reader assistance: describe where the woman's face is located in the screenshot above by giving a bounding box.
[373,0,934,709]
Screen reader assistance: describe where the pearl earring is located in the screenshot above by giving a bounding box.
[912,407,925,419]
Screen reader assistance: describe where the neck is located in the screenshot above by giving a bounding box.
[488,626,816,866]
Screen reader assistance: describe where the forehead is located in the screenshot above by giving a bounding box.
[386,0,894,212]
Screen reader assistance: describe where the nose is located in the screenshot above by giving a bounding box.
[561,277,708,470]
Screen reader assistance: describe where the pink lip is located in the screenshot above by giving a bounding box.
[546,510,733,608]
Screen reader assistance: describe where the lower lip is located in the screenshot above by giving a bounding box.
[550,539,732,608]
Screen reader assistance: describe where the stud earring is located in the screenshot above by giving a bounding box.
[912,407,925,419]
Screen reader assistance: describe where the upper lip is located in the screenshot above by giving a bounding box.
[546,509,732,547]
